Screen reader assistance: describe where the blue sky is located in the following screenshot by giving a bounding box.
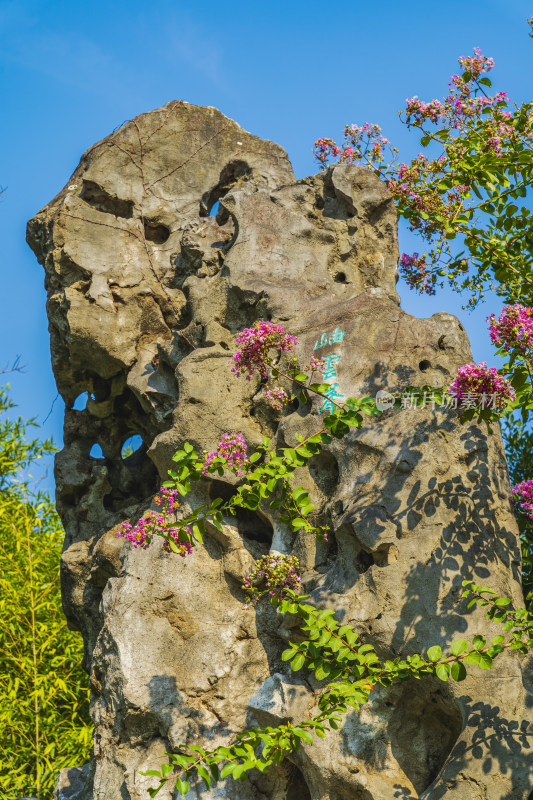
[0,0,531,488]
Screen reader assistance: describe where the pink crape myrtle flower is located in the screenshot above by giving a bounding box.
[399,253,436,296]
[265,387,290,411]
[488,305,533,354]
[512,480,533,521]
[153,486,179,515]
[309,356,326,372]
[163,528,193,556]
[458,47,495,78]
[118,486,193,556]
[447,361,515,411]
[231,321,298,381]
[202,432,249,476]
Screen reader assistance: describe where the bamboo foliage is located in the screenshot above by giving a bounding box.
[0,387,92,798]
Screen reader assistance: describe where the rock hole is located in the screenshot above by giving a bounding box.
[308,451,340,496]
[89,443,104,459]
[144,220,170,243]
[72,391,90,411]
[285,763,312,800]
[121,434,144,459]
[334,271,348,283]
[84,372,111,402]
[208,479,273,547]
[419,359,431,372]
[199,160,252,219]
[355,548,375,573]
[80,179,133,218]
[389,680,463,795]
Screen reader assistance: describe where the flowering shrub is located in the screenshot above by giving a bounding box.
[399,252,436,296]
[447,361,515,411]
[315,123,394,172]
[513,479,533,521]
[242,554,301,606]
[118,487,193,556]
[488,305,533,354]
[264,386,290,410]
[231,321,298,380]
[314,43,533,308]
[144,581,533,797]
[202,432,249,476]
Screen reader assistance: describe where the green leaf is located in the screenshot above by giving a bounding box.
[192,521,204,544]
[472,635,486,651]
[315,663,330,680]
[220,763,237,779]
[494,597,511,607]
[293,728,314,743]
[451,639,469,656]
[310,383,334,393]
[295,374,309,382]
[175,778,190,795]
[290,518,308,532]
[197,765,212,789]
[295,445,314,457]
[478,653,493,670]
[436,662,451,681]
[290,653,306,671]
[171,755,191,769]
[451,661,467,682]
[427,645,442,662]
[281,647,297,662]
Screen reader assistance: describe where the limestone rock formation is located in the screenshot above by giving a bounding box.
[28,102,533,800]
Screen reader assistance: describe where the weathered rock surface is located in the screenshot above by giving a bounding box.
[28,101,533,800]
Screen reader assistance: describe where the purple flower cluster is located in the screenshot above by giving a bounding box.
[163,528,193,556]
[399,253,436,296]
[314,123,392,171]
[488,305,533,354]
[512,480,533,521]
[403,49,505,133]
[265,387,290,411]
[458,47,495,77]
[202,432,249,476]
[447,362,515,411]
[231,321,299,381]
[118,487,193,556]
[153,486,179,515]
[242,554,301,606]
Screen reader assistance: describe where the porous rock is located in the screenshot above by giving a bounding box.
[27,101,533,800]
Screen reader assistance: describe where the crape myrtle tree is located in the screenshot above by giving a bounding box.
[0,386,92,799]
[106,19,533,797]
[314,17,533,605]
